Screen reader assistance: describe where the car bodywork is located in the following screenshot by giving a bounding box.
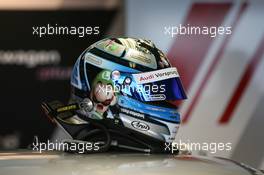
[0,151,263,175]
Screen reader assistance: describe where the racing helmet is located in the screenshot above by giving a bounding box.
[42,38,187,153]
[71,38,186,152]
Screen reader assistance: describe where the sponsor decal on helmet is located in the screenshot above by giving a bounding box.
[144,94,166,101]
[133,67,179,84]
[85,53,102,66]
[101,71,111,80]
[131,121,150,131]
[125,49,157,69]
[96,39,125,57]
[120,108,145,119]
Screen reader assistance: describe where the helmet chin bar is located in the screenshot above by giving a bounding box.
[41,100,177,154]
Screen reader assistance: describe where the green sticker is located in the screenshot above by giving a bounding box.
[102,71,111,80]
[109,44,118,51]
[96,39,125,57]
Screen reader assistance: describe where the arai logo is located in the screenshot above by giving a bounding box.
[131,121,150,131]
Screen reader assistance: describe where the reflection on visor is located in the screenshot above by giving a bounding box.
[111,67,187,102]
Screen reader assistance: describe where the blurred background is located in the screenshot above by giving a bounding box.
[0,0,263,169]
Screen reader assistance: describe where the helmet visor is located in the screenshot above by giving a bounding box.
[112,67,187,102]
